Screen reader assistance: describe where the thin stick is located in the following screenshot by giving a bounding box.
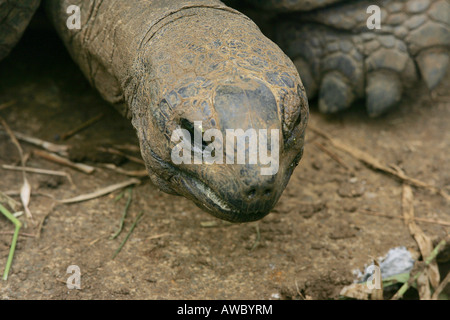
[0,231,35,238]
[59,178,140,204]
[145,233,171,241]
[102,163,148,177]
[110,187,133,240]
[34,149,95,174]
[360,210,450,227]
[3,164,76,189]
[313,141,349,169]
[0,203,22,280]
[21,152,31,166]
[2,164,67,177]
[402,184,440,290]
[112,211,144,259]
[0,130,69,155]
[0,191,20,212]
[61,113,104,140]
[5,164,74,188]
[113,144,141,153]
[2,190,56,200]
[0,119,26,163]
[295,280,306,300]
[97,147,145,165]
[36,202,55,239]
[431,271,450,300]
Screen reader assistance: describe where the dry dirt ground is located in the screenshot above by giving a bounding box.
[0,26,449,300]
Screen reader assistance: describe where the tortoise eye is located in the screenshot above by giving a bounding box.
[292,104,303,130]
[179,118,210,151]
[282,87,309,150]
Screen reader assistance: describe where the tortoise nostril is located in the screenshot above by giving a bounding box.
[246,187,273,199]
[247,189,256,199]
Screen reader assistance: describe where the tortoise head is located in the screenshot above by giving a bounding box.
[130,8,309,222]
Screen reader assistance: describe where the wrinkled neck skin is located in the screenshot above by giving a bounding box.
[47,0,309,222]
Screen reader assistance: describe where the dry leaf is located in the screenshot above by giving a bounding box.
[20,177,32,219]
[8,130,69,155]
[402,184,440,289]
[417,270,431,300]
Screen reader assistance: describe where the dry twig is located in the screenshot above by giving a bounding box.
[34,149,95,174]
[97,147,145,165]
[360,210,450,227]
[402,184,440,290]
[58,178,140,204]
[3,164,66,177]
[3,130,69,155]
[2,164,76,188]
[61,113,104,140]
[431,271,450,300]
[308,124,449,200]
[313,141,349,169]
[113,144,140,153]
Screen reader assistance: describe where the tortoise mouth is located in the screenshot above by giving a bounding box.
[142,138,273,222]
[175,171,271,223]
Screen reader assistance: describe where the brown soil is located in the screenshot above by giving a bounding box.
[0,27,448,300]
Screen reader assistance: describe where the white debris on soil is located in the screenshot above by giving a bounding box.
[354,246,415,282]
[270,293,280,300]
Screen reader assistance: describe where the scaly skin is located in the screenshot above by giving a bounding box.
[245,0,342,11]
[247,0,450,116]
[44,0,309,222]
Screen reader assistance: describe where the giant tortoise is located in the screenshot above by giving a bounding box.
[0,0,448,222]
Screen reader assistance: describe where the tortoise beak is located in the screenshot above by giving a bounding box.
[174,169,282,223]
